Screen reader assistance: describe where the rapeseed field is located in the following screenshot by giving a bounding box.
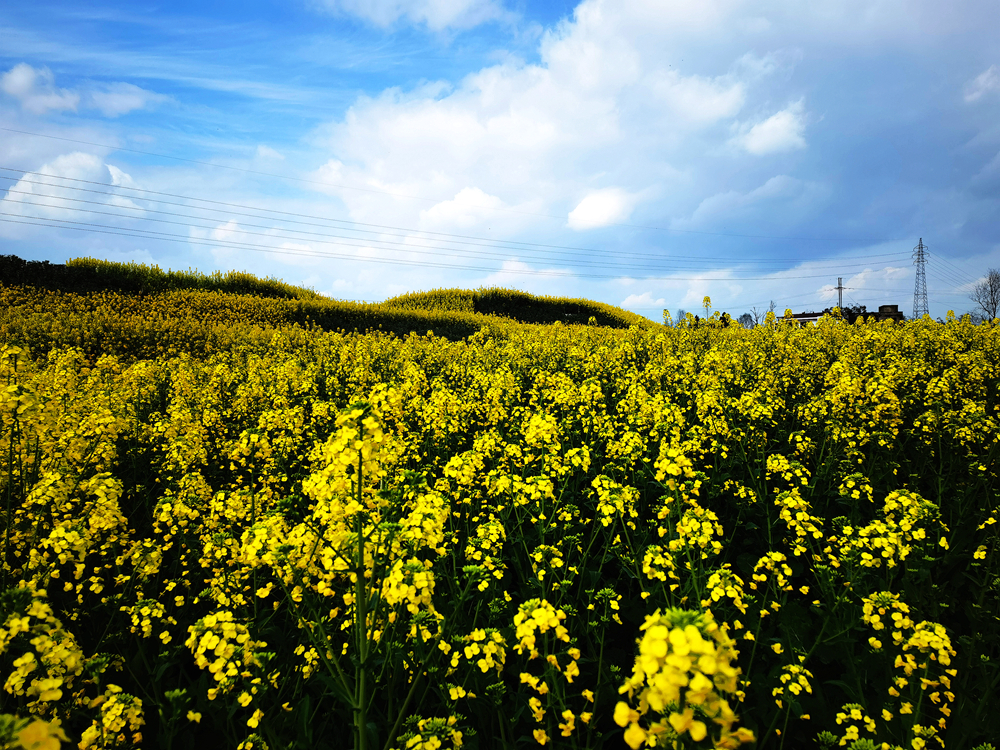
[1,268,998,750]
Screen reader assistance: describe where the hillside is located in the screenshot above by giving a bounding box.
[0,256,656,361]
[0,255,651,330]
[383,287,652,328]
[0,254,324,300]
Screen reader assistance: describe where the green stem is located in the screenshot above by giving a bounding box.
[380,671,424,750]
[355,452,369,750]
[3,410,16,589]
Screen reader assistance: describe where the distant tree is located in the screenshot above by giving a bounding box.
[749,306,765,326]
[970,268,1000,321]
[822,304,867,324]
[677,309,687,326]
[738,312,754,328]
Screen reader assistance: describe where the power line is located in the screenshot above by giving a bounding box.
[2,185,916,274]
[927,265,973,291]
[3,193,918,278]
[0,168,630,257]
[0,130,908,242]
[3,196,761,273]
[0,168,920,263]
[926,250,982,285]
[0,168,921,281]
[926,251,979,286]
[0,213,909,282]
[921,249,976,288]
[625,285,953,312]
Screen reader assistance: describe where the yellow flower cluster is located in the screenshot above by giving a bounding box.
[0,714,68,750]
[446,629,506,675]
[1,588,84,711]
[771,660,814,707]
[78,685,144,749]
[513,600,569,659]
[834,490,939,570]
[185,611,268,700]
[834,703,877,746]
[395,716,464,750]
[615,608,753,749]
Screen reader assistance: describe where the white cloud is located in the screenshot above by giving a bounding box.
[1,63,79,114]
[86,248,156,266]
[621,291,665,309]
[0,152,142,222]
[210,220,243,242]
[0,63,166,117]
[649,70,745,126]
[255,145,285,160]
[86,82,168,117]
[846,266,911,291]
[567,188,638,230]
[419,187,505,229]
[734,100,807,155]
[316,0,512,31]
[965,65,1000,102]
[480,258,575,287]
[308,0,807,235]
[107,164,139,189]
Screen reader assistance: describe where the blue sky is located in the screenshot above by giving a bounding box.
[1,0,998,319]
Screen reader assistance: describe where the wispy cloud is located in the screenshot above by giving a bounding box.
[315,0,515,32]
[0,63,168,117]
[0,27,346,107]
[87,81,170,117]
[964,64,1000,102]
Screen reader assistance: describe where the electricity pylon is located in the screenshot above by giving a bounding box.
[912,238,929,319]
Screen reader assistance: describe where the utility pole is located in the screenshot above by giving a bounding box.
[912,239,929,319]
[836,277,845,310]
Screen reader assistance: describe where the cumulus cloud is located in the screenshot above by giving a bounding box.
[1,63,79,114]
[734,100,807,155]
[0,63,166,117]
[567,188,638,230]
[316,0,512,31]
[419,187,505,229]
[965,65,1000,102]
[0,152,142,222]
[654,72,744,125]
[620,291,665,310]
[308,0,810,234]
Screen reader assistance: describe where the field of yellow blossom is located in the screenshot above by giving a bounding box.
[1,261,998,750]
